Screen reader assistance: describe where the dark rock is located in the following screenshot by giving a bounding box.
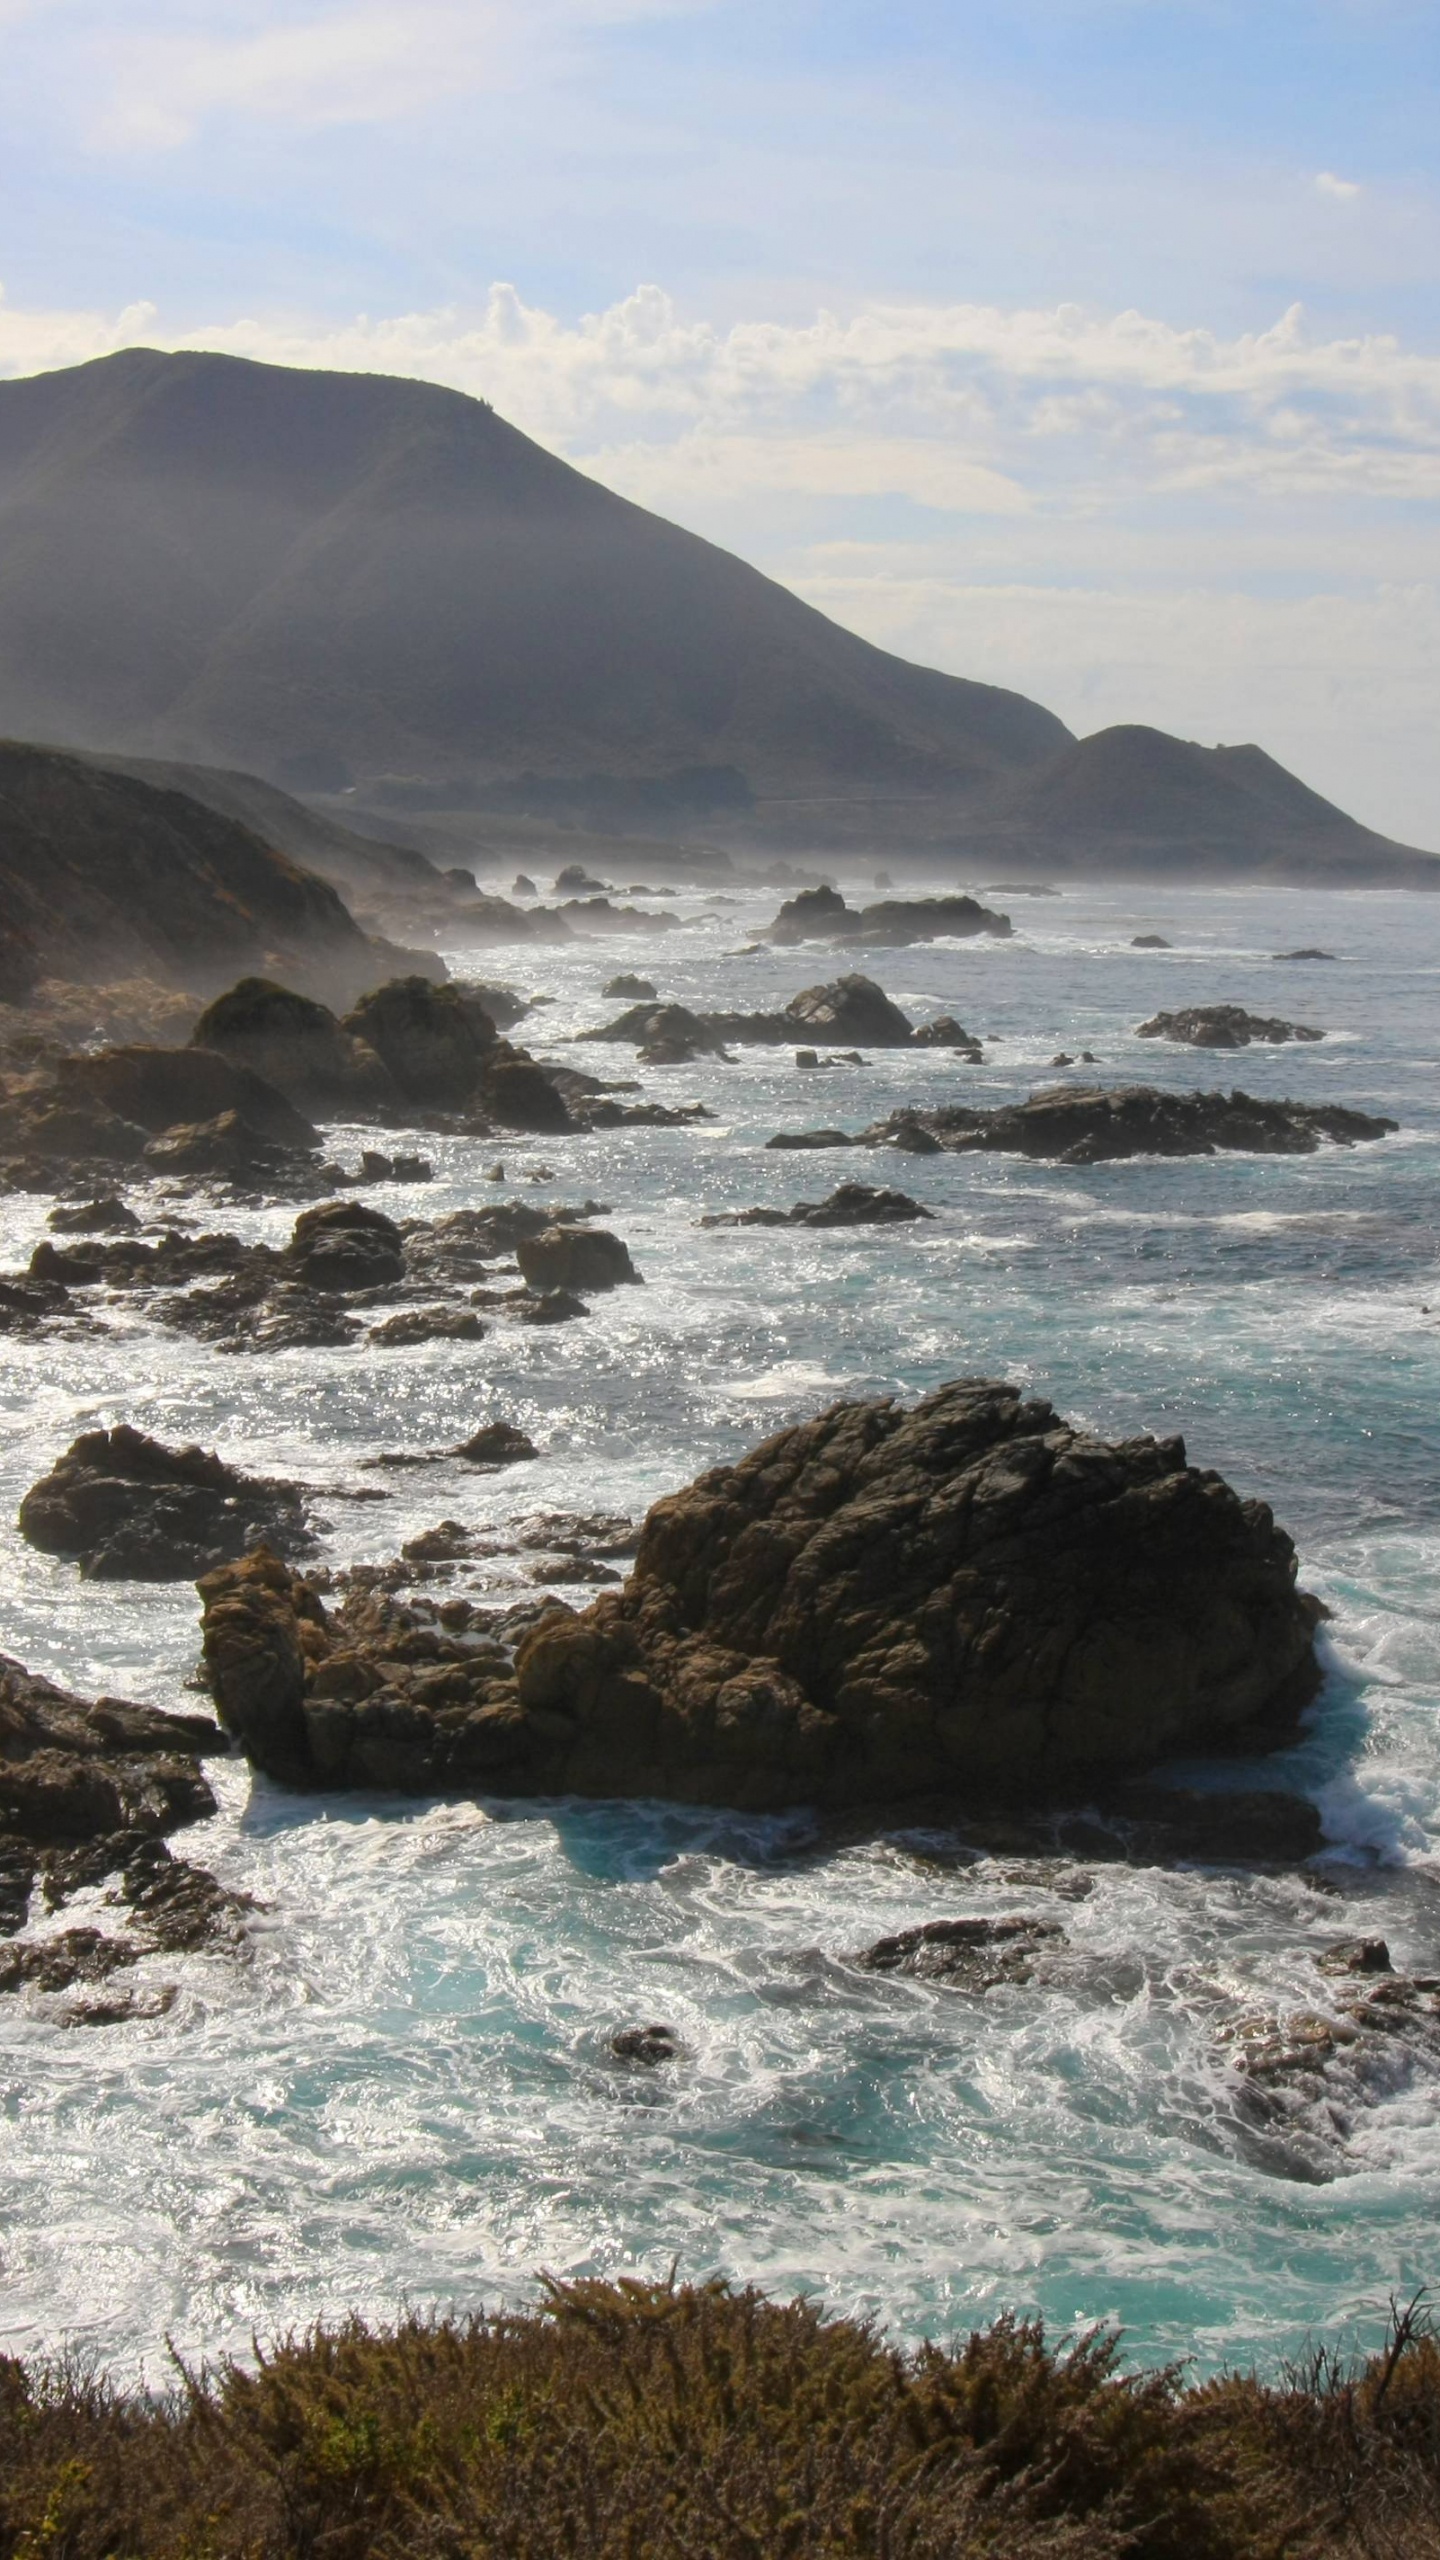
[611,2022,680,2065]
[143,1109,303,1179]
[1050,1054,1074,1068]
[583,976,915,1053]
[48,1196,138,1233]
[517,1288,589,1323]
[515,1227,641,1293]
[1136,1005,1322,1049]
[765,1129,857,1151]
[190,978,396,1111]
[341,975,496,1106]
[777,1086,1398,1164]
[769,890,1012,947]
[0,1926,139,1995]
[1131,934,1171,949]
[468,982,531,1029]
[56,1044,318,1150]
[369,1306,486,1346]
[513,874,538,897]
[453,1423,540,1466]
[700,1184,932,1230]
[1318,1937,1393,1976]
[556,865,608,894]
[783,976,913,1045]
[795,1048,822,1069]
[482,1055,573,1133]
[604,974,658,999]
[911,1016,982,1056]
[853,1915,1061,1988]
[19,1424,313,1580]
[0,1652,218,1875]
[1274,948,1336,960]
[286,1198,406,1291]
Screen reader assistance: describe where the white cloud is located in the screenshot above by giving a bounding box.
[1315,171,1363,200]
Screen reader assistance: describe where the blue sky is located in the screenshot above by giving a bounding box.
[2,0,1438,840]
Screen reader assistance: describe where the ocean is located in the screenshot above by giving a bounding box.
[1,876,1437,2382]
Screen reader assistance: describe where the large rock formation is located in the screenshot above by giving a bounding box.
[20,1424,313,1580]
[768,1086,1397,1164]
[200,1381,1322,1813]
[0,1040,319,1172]
[768,888,1012,946]
[1136,1005,1323,1049]
[190,978,398,1112]
[582,974,918,1055]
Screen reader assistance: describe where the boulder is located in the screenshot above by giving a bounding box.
[481,1055,573,1133]
[54,1045,317,1149]
[341,976,497,1106]
[783,976,914,1046]
[19,1424,313,1580]
[1136,1006,1322,1049]
[189,978,397,1111]
[604,975,658,999]
[285,1198,406,1291]
[910,1016,982,1056]
[1131,934,1170,949]
[201,1383,1323,1817]
[143,1109,301,1178]
[515,1227,642,1293]
[511,1380,1323,1808]
[453,1423,540,1466]
[767,1087,1397,1164]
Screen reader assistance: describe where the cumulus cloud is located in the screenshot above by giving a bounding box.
[1315,171,1363,200]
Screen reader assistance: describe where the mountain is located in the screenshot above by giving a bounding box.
[973,726,1440,886]
[0,741,430,1005]
[0,347,1068,819]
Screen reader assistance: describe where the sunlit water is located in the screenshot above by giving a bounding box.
[1,876,1437,2382]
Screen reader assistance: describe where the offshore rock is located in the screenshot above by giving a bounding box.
[20,1423,313,1580]
[515,1227,642,1293]
[203,1382,1322,1817]
[190,977,397,1111]
[699,1183,933,1229]
[1136,1005,1322,1049]
[341,975,497,1105]
[285,1198,406,1291]
[853,1915,1062,1989]
[768,888,1012,947]
[770,1086,1397,1164]
[583,975,917,1054]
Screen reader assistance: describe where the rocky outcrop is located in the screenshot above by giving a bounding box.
[604,974,657,999]
[699,1183,933,1229]
[340,976,497,1104]
[0,1041,318,1175]
[515,1227,642,1293]
[19,1424,313,1580]
[581,975,919,1054]
[785,976,915,1045]
[767,1086,1397,1164]
[1136,1005,1322,1048]
[768,888,1013,946]
[910,1016,983,1057]
[853,1915,1061,1988]
[202,1381,1322,1816]
[286,1199,406,1291]
[190,978,397,1111]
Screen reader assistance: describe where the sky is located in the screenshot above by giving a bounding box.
[2,0,1438,844]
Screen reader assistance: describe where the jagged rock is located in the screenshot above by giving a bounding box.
[19,1424,313,1579]
[0,1651,218,1912]
[48,1196,139,1233]
[1136,1005,1323,1048]
[515,1227,642,1293]
[189,978,397,1111]
[369,1306,486,1346]
[285,1198,406,1291]
[203,1383,1322,1816]
[784,976,914,1045]
[852,1915,1062,1988]
[910,1016,982,1056]
[768,889,1012,946]
[604,974,658,999]
[767,1086,1397,1165]
[700,1184,933,1229]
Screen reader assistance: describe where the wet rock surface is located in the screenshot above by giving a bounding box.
[853,1915,1063,1988]
[769,1085,1397,1164]
[515,1226,642,1293]
[700,1183,934,1229]
[203,1381,1322,1816]
[1136,1005,1323,1048]
[19,1424,314,1579]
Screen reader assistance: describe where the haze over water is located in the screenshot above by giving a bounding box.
[1,876,1437,2382]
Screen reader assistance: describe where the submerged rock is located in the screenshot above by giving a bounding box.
[203,1381,1322,1816]
[611,2022,681,2065]
[1136,1006,1322,1049]
[19,1423,313,1580]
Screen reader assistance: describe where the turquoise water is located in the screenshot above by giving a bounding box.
[0,878,1437,2381]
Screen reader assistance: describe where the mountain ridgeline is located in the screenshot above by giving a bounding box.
[0,345,1434,882]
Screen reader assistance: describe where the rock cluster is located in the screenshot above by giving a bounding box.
[699,1183,932,1229]
[201,1380,1322,1815]
[1136,1005,1322,1048]
[581,974,922,1059]
[767,887,1013,946]
[768,1085,1397,1164]
[19,1424,314,1580]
